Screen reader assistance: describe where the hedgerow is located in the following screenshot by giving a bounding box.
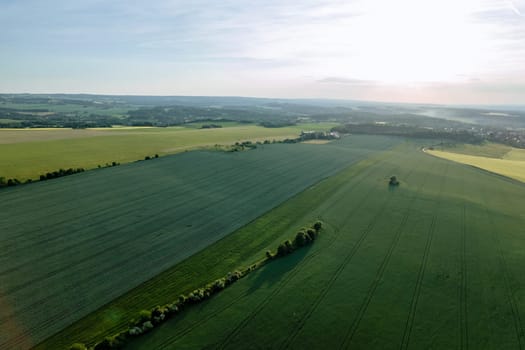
[77,221,322,350]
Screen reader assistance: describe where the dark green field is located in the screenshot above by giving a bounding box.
[122,140,525,350]
[0,136,398,350]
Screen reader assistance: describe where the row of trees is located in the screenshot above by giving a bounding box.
[228,141,258,152]
[0,177,25,187]
[39,168,85,181]
[2,153,162,191]
[88,271,245,349]
[268,221,322,259]
[224,130,336,152]
[0,167,86,188]
[97,162,120,168]
[225,138,299,152]
[200,124,223,129]
[78,221,323,350]
[143,154,159,160]
[86,269,247,349]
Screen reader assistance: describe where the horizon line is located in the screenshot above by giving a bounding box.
[2,91,525,110]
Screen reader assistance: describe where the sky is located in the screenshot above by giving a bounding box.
[1,0,524,104]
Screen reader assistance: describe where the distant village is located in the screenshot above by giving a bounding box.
[300,130,340,141]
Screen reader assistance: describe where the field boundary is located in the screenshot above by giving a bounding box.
[155,222,340,350]
[422,148,525,186]
[73,222,324,350]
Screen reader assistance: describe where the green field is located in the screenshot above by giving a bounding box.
[5,135,525,350]
[433,141,525,161]
[0,135,396,350]
[0,123,336,181]
[435,142,513,158]
[116,140,525,350]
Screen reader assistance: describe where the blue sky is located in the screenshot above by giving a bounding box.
[1,0,524,104]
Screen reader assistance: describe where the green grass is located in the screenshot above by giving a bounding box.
[0,135,398,350]
[120,140,525,350]
[0,123,336,181]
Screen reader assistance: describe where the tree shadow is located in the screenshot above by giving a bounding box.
[388,183,399,192]
[246,244,314,294]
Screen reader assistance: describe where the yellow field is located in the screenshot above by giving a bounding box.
[503,148,525,161]
[0,128,127,144]
[427,149,525,183]
[0,123,337,180]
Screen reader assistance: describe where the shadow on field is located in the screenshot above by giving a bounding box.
[247,245,313,294]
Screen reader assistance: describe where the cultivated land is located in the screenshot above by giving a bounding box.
[432,141,525,161]
[0,135,397,350]
[427,142,525,183]
[123,141,525,350]
[0,123,336,180]
[436,142,513,158]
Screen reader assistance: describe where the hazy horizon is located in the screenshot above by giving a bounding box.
[1,0,524,104]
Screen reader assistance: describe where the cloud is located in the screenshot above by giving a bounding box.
[1,0,525,104]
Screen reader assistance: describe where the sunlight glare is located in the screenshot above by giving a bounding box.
[341,0,491,84]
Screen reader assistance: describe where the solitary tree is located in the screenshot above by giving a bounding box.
[389,176,399,186]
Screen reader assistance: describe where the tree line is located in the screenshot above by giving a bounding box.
[1,153,163,191]
[0,167,86,188]
[39,168,86,181]
[220,131,336,154]
[74,221,323,350]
